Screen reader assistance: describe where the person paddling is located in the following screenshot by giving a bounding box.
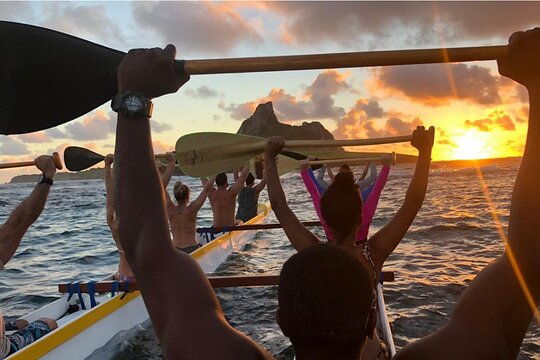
[0,156,58,358]
[113,27,540,359]
[205,167,249,228]
[236,170,266,223]
[164,177,215,253]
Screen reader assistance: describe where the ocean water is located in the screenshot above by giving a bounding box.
[0,158,539,359]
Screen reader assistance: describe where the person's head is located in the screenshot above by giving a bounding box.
[245,173,255,186]
[215,173,228,187]
[173,181,190,204]
[339,164,352,174]
[277,244,375,359]
[321,171,362,241]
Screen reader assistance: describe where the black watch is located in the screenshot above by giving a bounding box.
[111,91,153,119]
[37,174,53,186]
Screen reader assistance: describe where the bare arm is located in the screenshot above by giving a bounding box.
[113,46,269,359]
[369,127,433,274]
[104,155,116,229]
[359,162,369,181]
[397,28,540,359]
[0,156,56,267]
[188,177,215,213]
[254,178,266,194]
[160,152,176,188]
[327,166,334,181]
[265,137,320,251]
[233,166,239,181]
[356,161,377,190]
[230,166,249,195]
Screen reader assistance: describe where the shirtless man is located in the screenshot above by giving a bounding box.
[113,28,540,359]
[204,167,249,227]
[0,156,58,358]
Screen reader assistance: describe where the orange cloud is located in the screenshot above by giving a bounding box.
[220,70,350,122]
[464,110,516,132]
[152,140,173,155]
[17,131,51,143]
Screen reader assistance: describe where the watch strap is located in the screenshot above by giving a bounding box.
[38,175,54,186]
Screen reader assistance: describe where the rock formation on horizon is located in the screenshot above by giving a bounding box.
[237,102,339,144]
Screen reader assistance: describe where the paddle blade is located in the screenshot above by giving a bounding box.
[64,146,104,171]
[176,132,266,177]
[0,21,124,135]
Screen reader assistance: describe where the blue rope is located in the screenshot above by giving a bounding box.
[67,282,74,302]
[111,281,120,297]
[120,281,130,300]
[87,281,97,308]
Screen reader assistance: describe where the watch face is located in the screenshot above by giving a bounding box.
[125,95,144,113]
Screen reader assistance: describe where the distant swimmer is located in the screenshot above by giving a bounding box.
[0,156,58,358]
[236,170,266,223]
[164,177,215,254]
[113,28,540,359]
[205,167,250,228]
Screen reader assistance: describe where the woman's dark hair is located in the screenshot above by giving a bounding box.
[245,173,255,185]
[173,181,190,203]
[321,172,362,239]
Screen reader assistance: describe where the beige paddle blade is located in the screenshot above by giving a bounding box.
[176,132,267,177]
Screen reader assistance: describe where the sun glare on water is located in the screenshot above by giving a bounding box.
[453,132,491,160]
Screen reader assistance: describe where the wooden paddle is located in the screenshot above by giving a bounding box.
[57,271,395,293]
[304,152,396,166]
[64,146,170,171]
[175,132,411,177]
[0,152,63,170]
[0,20,506,135]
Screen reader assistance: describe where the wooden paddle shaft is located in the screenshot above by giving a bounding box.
[199,220,322,233]
[57,271,395,293]
[305,156,385,166]
[183,45,506,75]
[0,152,63,170]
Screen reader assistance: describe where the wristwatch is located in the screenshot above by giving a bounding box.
[37,174,53,186]
[111,91,153,119]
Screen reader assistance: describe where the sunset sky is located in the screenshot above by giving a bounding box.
[1,1,539,183]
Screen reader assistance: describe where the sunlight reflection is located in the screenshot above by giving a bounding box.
[474,166,540,324]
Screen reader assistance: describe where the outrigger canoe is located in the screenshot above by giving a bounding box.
[6,204,271,360]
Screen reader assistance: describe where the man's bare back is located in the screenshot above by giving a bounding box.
[207,169,249,227]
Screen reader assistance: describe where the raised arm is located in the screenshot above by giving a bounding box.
[230,165,249,195]
[265,137,320,251]
[160,152,176,188]
[327,165,335,182]
[233,166,239,181]
[104,154,116,229]
[358,162,370,181]
[254,177,266,194]
[356,161,377,191]
[113,45,268,359]
[188,177,215,213]
[368,126,433,273]
[397,28,540,359]
[0,156,56,267]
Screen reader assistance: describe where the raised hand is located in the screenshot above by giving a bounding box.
[265,136,285,159]
[498,27,540,88]
[104,154,114,168]
[165,152,176,164]
[34,155,56,178]
[411,126,435,153]
[117,45,190,99]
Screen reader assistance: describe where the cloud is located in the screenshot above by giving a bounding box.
[185,86,220,99]
[132,2,262,55]
[220,70,350,122]
[17,132,51,143]
[266,2,540,47]
[40,3,126,45]
[0,136,31,156]
[152,140,173,155]
[0,2,33,20]
[64,110,115,141]
[45,128,67,139]
[464,110,516,132]
[333,98,422,139]
[371,63,501,106]
[150,120,173,133]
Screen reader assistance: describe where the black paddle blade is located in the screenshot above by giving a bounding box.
[64,146,104,171]
[280,150,323,170]
[0,21,124,135]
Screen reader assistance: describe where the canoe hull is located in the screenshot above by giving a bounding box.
[7,204,270,360]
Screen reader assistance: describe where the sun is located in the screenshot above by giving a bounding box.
[453,131,491,160]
